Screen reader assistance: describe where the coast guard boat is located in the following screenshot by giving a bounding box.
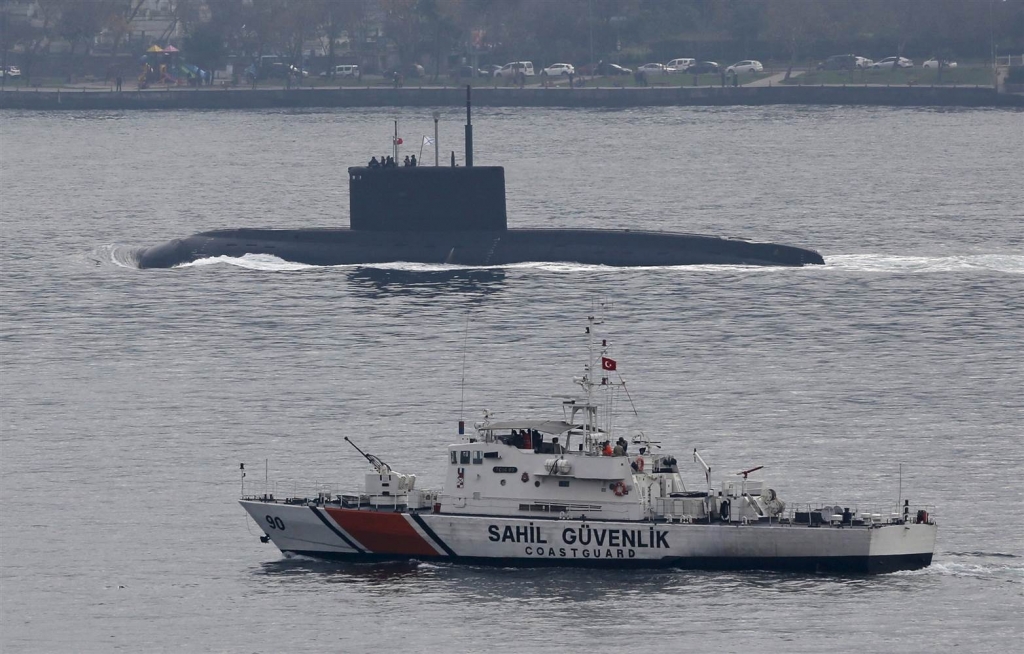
[240,316,936,574]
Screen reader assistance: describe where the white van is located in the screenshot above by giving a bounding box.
[494,61,535,78]
[666,58,695,73]
[333,64,359,78]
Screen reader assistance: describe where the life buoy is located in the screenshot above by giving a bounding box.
[612,481,627,497]
[635,456,645,473]
[521,472,529,483]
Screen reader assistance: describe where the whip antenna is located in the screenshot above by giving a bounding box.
[460,313,470,422]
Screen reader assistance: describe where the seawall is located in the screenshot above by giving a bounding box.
[2,85,1022,110]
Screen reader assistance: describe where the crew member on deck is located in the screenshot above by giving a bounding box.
[602,441,613,456]
[613,441,625,456]
[403,155,411,166]
[410,154,417,167]
[368,156,380,168]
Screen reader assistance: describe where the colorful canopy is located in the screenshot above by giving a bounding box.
[146,45,163,52]
[163,45,179,53]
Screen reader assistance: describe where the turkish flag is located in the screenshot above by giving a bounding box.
[394,137,403,145]
[601,357,617,371]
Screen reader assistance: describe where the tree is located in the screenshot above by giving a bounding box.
[55,0,108,80]
[763,0,829,79]
[183,23,226,76]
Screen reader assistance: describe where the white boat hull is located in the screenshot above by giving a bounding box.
[241,500,936,574]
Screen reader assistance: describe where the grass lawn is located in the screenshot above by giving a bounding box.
[782,66,995,87]
[574,71,768,88]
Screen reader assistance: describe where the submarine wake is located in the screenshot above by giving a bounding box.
[173,254,811,275]
[93,244,143,269]
[825,254,1024,275]
[178,253,318,272]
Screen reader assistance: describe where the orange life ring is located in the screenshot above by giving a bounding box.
[521,472,529,483]
[635,456,645,473]
[612,481,627,496]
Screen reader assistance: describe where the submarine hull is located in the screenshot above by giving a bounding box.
[137,227,824,269]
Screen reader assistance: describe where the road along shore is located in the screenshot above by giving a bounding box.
[3,84,1022,110]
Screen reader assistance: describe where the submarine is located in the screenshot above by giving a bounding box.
[137,88,824,269]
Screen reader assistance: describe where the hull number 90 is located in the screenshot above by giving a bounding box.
[265,515,286,530]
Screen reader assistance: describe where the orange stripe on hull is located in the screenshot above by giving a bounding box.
[324,509,438,557]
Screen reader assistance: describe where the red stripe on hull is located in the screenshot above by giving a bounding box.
[323,509,437,557]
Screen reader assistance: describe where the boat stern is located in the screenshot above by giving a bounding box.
[865,521,937,573]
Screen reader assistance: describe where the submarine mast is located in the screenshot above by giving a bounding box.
[465,85,473,167]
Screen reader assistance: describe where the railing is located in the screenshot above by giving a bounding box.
[242,479,441,511]
[778,502,937,527]
[650,496,937,527]
[241,479,357,502]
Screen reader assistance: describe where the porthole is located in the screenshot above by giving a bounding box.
[500,479,506,486]
[534,481,541,487]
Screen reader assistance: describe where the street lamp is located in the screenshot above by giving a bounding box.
[432,111,440,166]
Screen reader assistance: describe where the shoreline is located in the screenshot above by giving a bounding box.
[2,85,1022,110]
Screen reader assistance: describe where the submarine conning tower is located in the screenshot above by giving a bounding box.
[348,85,508,232]
[348,166,507,231]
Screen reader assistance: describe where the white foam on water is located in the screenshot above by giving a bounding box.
[280,552,322,562]
[894,559,1024,579]
[176,253,317,271]
[825,254,1024,275]
[96,244,142,269]
[168,252,1024,276]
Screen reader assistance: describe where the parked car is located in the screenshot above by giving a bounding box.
[383,63,425,79]
[922,58,957,69]
[872,56,913,70]
[725,60,763,74]
[637,63,669,76]
[480,64,502,76]
[685,61,720,74]
[817,54,872,70]
[594,62,632,76]
[452,65,487,78]
[666,58,695,73]
[541,63,575,76]
[320,64,360,78]
[494,61,534,78]
[2,66,21,79]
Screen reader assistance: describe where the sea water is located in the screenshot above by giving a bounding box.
[1,106,1022,653]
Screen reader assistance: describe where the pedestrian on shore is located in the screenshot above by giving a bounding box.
[720,70,726,87]
[410,154,417,167]
[115,74,122,92]
[568,70,575,89]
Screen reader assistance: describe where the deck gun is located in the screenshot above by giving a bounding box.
[344,437,417,496]
[344,436,392,474]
